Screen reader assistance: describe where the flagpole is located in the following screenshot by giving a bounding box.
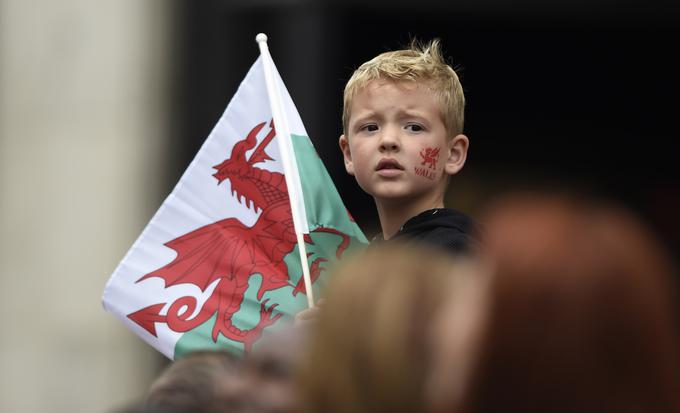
[256,33,315,309]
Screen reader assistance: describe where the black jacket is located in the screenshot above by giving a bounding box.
[372,208,480,256]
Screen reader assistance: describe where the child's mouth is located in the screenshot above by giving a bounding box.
[376,159,404,177]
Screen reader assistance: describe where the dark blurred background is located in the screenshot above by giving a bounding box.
[166,0,679,256]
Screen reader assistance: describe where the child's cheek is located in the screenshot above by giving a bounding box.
[414,146,441,181]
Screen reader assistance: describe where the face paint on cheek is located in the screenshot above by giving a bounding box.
[419,147,441,170]
[414,146,440,180]
[414,166,436,180]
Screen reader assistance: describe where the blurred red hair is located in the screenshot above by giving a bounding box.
[464,193,680,412]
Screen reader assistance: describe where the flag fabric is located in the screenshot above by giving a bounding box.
[102,54,368,359]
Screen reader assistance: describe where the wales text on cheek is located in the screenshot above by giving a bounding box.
[414,167,435,180]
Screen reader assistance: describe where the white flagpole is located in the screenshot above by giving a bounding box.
[256,33,315,309]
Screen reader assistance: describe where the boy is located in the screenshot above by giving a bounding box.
[339,39,477,253]
[295,39,478,325]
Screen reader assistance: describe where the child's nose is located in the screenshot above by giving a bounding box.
[379,126,401,152]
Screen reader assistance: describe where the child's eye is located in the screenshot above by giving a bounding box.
[360,124,379,132]
[405,124,425,132]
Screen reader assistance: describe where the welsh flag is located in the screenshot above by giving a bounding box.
[102,35,367,359]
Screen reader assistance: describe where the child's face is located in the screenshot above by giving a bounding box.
[340,79,459,204]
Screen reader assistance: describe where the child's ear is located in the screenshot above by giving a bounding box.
[444,134,469,176]
[339,134,355,176]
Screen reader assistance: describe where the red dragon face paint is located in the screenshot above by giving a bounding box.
[414,147,440,181]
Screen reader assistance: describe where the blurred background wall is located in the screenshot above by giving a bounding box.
[0,0,678,412]
[0,0,172,412]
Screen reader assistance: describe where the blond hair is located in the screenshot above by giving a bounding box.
[342,39,465,137]
[297,242,473,413]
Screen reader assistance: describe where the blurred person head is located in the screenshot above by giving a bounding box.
[460,192,680,412]
[227,325,307,413]
[297,242,480,413]
[144,349,238,413]
[113,404,173,413]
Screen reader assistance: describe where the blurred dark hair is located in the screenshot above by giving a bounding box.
[464,193,680,412]
[144,350,238,413]
[112,404,176,413]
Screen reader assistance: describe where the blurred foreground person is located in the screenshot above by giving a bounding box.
[461,193,680,412]
[426,253,489,412]
[297,243,482,413]
[145,329,306,413]
[144,350,238,413]
[233,326,308,413]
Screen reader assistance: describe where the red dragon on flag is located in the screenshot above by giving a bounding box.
[127,121,350,352]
